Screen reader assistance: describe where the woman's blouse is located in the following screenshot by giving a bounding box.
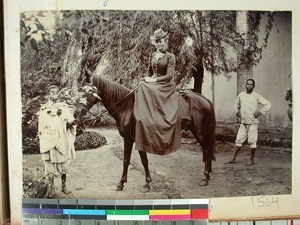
[148,51,176,78]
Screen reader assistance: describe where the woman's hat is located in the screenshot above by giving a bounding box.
[150,28,168,41]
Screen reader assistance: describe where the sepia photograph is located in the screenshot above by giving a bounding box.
[20,10,292,199]
[4,0,300,223]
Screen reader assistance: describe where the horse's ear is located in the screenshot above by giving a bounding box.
[79,69,94,87]
[79,75,93,88]
[86,73,92,84]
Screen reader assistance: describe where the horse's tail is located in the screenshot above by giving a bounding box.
[186,92,216,162]
[192,92,216,161]
[206,98,216,161]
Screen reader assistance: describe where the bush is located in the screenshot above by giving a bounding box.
[74,131,107,151]
[23,131,107,154]
[82,105,116,128]
[23,136,40,154]
[23,168,57,198]
[23,118,39,138]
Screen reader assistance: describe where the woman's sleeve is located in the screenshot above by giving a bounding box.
[167,53,176,77]
[147,52,153,76]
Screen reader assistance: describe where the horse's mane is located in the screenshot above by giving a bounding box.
[93,76,132,102]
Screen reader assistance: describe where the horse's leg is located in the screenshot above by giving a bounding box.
[192,133,211,185]
[200,155,212,186]
[116,139,133,191]
[138,151,152,193]
[200,135,215,186]
[190,125,215,186]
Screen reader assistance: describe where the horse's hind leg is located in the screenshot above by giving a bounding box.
[191,128,215,186]
[201,158,212,186]
[116,139,133,191]
[138,151,152,193]
[200,137,215,186]
[196,138,212,186]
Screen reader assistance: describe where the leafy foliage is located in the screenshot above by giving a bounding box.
[285,88,292,103]
[21,12,69,138]
[21,10,275,131]
[21,11,275,92]
[20,12,52,50]
[23,168,57,198]
[55,10,274,93]
[239,11,275,68]
[23,130,107,154]
[74,131,107,151]
[23,136,39,154]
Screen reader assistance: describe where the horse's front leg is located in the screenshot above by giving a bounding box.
[138,151,152,193]
[116,139,133,191]
[200,160,212,186]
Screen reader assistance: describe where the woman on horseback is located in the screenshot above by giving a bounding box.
[79,28,215,189]
[133,28,182,155]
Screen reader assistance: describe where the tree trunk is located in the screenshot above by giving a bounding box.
[62,19,83,94]
[236,11,253,95]
[192,63,204,94]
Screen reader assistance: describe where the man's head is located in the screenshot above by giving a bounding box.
[246,79,255,93]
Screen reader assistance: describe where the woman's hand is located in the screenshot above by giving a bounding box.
[144,77,157,83]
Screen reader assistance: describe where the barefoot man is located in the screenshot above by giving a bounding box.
[225,79,271,166]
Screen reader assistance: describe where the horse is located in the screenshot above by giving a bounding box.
[79,76,216,192]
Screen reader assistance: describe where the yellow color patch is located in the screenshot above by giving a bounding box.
[149,210,191,215]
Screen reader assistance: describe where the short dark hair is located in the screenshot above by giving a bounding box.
[246,78,255,87]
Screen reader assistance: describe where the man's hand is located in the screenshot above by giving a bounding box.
[254,111,261,118]
[66,121,76,129]
[144,77,157,83]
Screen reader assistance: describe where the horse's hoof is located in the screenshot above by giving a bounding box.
[140,185,150,193]
[200,179,209,186]
[115,184,124,191]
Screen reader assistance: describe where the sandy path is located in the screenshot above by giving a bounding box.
[23,127,292,199]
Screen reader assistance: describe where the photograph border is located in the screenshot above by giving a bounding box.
[4,0,300,224]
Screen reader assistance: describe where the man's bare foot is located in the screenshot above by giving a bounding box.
[62,187,71,195]
[245,161,255,166]
[224,159,236,164]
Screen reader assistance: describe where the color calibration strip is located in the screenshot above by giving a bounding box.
[22,198,209,223]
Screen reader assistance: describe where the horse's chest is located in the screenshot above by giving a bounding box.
[117,113,135,139]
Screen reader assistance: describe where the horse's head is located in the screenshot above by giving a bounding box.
[82,85,100,104]
[74,84,101,134]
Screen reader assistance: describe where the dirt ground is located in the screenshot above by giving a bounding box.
[23,127,292,199]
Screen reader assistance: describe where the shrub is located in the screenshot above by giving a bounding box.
[82,104,116,128]
[285,88,292,103]
[23,168,57,198]
[23,117,39,138]
[74,131,107,151]
[23,131,107,154]
[23,136,40,154]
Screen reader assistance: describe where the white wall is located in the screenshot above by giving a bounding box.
[200,12,291,127]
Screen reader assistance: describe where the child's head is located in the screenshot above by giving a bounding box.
[48,85,59,102]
